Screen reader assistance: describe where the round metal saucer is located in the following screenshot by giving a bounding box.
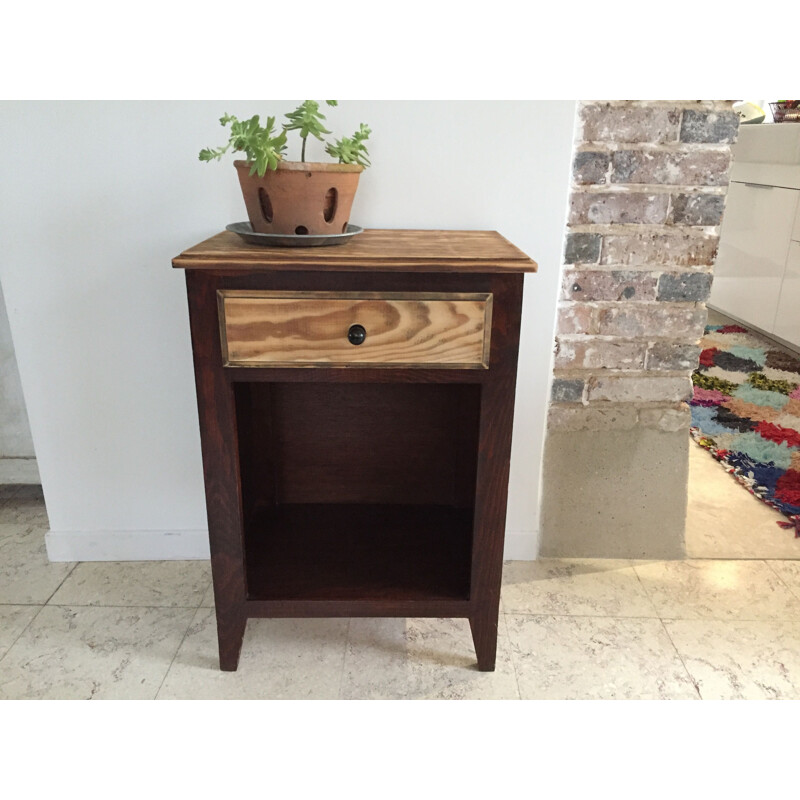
[226,222,364,248]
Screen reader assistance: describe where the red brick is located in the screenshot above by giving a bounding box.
[611,150,731,186]
[580,105,681,144]
[600,232,718,267]
[587,375,692,403]
[569,192,670,225]
[596,305,706,338]
[548,405,639,431]
[556,304,594,334]
[562,269,658,302]
[554,339,646,370]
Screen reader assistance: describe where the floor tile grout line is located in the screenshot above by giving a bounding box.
[502,610,663,620]
[41,562,80,606]
[497,610,799,623]
[0,603,48,669]
[0,601,60,606]
[337,618,352,700]
[198,581,213,610]
[630,563,664,619]
[657,618,703,700]
[682,556,800,562]
[763,559,800,602]
[43,602,210,609]
[154,606,203,700]
[500,611,523,701]
[44,564,211,610]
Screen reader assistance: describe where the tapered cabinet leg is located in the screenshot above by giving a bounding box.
[217,611,247,671]
[469,613,498,672]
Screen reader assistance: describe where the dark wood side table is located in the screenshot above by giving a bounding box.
[173,229,536,671]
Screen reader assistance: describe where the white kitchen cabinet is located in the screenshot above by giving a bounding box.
[774,241,800,346]
[710,181,798,333]
[709,124,800,349]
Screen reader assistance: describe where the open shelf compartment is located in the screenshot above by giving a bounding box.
[234,381,481,603]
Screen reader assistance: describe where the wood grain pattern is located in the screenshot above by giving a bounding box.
[219,291,492,368]
[237,382,481,507]
[173,229,538,273]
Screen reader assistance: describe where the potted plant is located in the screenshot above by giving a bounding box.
[199,100,371,236]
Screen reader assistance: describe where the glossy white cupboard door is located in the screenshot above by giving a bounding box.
[773,241,800,347]
[709,181,799,333]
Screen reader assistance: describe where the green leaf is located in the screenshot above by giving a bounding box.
[255,152,267,177]
[201,103,370,172]
[324,123,371,168]
[200,111,287,173]
[284,100,331,144]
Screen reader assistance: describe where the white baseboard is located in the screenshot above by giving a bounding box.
[45,529,211,562]
[45,527,538,563]
[0,458,40,484]
[503,530,538,561]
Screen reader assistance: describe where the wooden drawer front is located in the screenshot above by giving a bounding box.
[218,291,492,368]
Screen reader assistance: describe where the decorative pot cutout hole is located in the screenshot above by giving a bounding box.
[295,226,309,235]
[258,189,273,223]
[323,187,338,222]
[342,221,349,233]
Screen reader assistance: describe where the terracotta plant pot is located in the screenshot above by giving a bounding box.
[234,160,364,236]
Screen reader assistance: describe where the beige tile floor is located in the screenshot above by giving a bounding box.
[685,442,800,559]
[3,483,800,699]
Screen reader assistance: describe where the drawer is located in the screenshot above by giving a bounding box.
[218,290,493,368]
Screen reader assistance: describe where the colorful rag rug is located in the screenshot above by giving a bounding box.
[690,323,800,537]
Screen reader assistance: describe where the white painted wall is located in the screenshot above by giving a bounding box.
[0,282,39,482]
[0,282,35,456]
[0,100,576,560]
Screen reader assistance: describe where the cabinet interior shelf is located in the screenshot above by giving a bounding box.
[236,380,480,604]
[244,503,473,602]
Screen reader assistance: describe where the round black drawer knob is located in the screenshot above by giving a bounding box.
[347,324,367,346]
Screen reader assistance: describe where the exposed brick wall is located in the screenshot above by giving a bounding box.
[549,100,739,432]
